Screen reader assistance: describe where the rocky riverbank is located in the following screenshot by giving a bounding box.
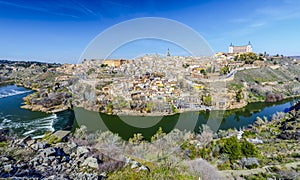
[0,60,73,113]
[20,90,72,113]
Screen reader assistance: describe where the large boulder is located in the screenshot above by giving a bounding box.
[3,164,13,172]
[265,93,283,102]
[81,157,99,169]
[77,146,89,157]
[41,147,56,157]
[240,157,259,169]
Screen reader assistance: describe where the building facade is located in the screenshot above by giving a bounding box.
[229,41,252,54]
[102,59,127,67]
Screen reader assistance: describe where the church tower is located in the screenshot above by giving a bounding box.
[167,48,170,57]
[229,43,234,53]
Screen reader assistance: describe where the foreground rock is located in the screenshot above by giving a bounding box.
[0,130,129,179]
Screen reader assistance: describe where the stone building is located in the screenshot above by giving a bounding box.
[229,41,252,54]
[102,59,127,68]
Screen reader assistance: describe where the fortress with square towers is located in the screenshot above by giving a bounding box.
[229,41,252,54]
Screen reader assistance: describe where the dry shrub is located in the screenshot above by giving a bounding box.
[183,158,224,180]
[197,125,214,147]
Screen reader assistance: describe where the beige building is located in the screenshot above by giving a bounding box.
[102,59,127,67]
[229,41,252,54]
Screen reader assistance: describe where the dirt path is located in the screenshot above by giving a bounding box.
[219,161,300,179]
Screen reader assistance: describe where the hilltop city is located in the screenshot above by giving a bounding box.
[1,42,300,116]
[1,42,300,179]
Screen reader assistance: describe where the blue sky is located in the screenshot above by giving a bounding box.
[1,0,300,63]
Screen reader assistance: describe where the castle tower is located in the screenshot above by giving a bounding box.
[246,41,252,52]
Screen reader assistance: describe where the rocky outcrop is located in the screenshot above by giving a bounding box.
[265,92,284,102]
[0,130,150,179]
[21,91,72,113]
[276,109,300,140]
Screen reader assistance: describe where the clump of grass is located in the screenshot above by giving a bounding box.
[42,131,62,144]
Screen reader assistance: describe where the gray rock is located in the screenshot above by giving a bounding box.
[81,157,99,169]
[61,156,67,162]
[48,156,55,162]
[77,146,89,156]
[63,142,77,154]
[70,152,76,158]
[26,139,36,147]
[37,142,46,149]
[137,165,150,172]
[240,157,259,168]
[42,162,49,166]
[16,163,26,169]
[124,157,131,166]
[52,158,61,166]
[44,175,56,180]
[76,156,86,166]
[37,165,46,173]
[4,164,13,172]
[0,156,9,162]
[51,130,70,141]
[65,168,72,174]
[64,162,71,168]
[42,147,56,157]
[75,173,85,180]
[42,157,50,164]
[130,160,141,169]
[31,143,39,151]
[100,172,107,178]
[33,161,39,167]
[38,156,44,164]
[54,164,62,172]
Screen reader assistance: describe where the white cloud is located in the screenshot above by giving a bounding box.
[249,22,265,28]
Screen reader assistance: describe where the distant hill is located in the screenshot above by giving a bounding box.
[0,59,61,68]
[288,56,300,60]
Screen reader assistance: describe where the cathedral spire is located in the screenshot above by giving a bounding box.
[167,48,170,57]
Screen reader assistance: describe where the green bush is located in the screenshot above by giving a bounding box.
[202,95,212,106]
[171,104,178,113]
[106,103,113,114]
[217,162,231,170]
[220,136,242,161]
[129,133,145,145]
[241,140,258,158]
[151,127,166,142]
[220,65,230,75]
[0,141,7,148]
[242,130,256,138]
[181,141,197,160]
[236,89,243,102]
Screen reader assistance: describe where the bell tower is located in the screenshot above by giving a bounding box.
[229,43,234,53]
[167,48,170,57]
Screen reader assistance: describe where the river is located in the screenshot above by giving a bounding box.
[74,97,299,140]
[0,85,74,138]
[0,84,299,140]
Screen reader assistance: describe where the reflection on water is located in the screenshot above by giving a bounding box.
[74,97,299,140]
